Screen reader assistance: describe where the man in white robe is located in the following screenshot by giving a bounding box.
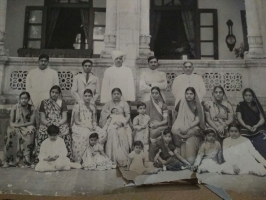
[26,54,59,108]
[100,50,135,103]
[171,61,206,106]
[71,59,100,103]
[139,56,167,102]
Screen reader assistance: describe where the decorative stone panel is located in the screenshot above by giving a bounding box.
[202,73,222,91]
[10,71,28,90]
[166,72,177,91]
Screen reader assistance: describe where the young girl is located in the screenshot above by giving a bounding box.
[35,125,81,172]
[219,122,266,176]
[154,128,191,171]
[82,133,116,170]
[127,141,161,174]
[193,129,223,173]
[133,102,150,153]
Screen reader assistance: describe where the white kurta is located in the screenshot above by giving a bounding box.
[171,73,206,105]
[100,65,135,103]
[35,137,71,172]
[26,67,59,108]
[139,69,167,102]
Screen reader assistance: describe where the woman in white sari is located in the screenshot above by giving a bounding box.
[172,87,205,164]
[71,89,106,163]
[99,88,132,167]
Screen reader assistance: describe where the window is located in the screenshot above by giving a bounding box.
[22,0,106,57]
[23,7,46,49]
[150,0,218,60]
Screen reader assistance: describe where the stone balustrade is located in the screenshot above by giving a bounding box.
[1,56,266,150]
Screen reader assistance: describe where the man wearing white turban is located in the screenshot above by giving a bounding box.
[100,50,135,103]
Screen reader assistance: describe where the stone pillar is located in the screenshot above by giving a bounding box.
[0,0,8,56]
[139,0,153,58]
[101,0,117,58]
[116,0,140,66]
[245,0,266,59]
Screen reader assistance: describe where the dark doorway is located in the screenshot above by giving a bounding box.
[46,8,85,49]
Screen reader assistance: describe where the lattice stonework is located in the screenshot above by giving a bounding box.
[202,73,222,91]
[166,72,177,91]
[223,73,242,91]
[58,71,74,91]
[10,71,28,90]
[202,72,242,92]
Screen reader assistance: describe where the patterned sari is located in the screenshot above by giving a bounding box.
[3,104,36,165]
[34,98,72,162]
[203,98,233,138]
[145,94,169,161]
[71,102,107,163]
[99,100,132,166]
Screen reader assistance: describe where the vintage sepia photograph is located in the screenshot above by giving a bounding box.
[0,0,266,198]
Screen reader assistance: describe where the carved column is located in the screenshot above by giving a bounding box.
[101,0,117,58]
[0,0,8,56]
[245,0,265,58]
[139,0,153,58]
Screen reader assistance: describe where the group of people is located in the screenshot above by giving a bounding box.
[2,50,266,176]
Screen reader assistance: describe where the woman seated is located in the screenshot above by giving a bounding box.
[99,88,132,167]
[145,86,168,162]
[71,89,106,163]
[2,92,36,168]
[202,85,234,140]
[219,122,266,176]
[34,85,72,163]
[236,88,266,159]
[172,87,205,164]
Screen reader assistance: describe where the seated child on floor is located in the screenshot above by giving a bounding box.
[35,125,81,172]
[133,102,150,153]
[82,133,116,171]
[193,129,223,173]
[127,141,161,174]
[153,128,191,171]
[219,122,266,176]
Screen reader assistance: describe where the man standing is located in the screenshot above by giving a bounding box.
[100,50,135,103]
[139,56,167,102]
[171,61,206,105]
[26,54,59,108]
[71,59,100,103]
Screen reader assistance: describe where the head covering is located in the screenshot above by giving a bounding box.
[242,88,265,120]
[111,50,126,61]
[150,86,165,103]
[38,54,49,61]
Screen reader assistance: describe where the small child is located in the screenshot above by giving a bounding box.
[154,128,191,171]
[219,122,266,176]
[105,108,128,131]
[127,141,161,174]
[35,125,81,172]
[193,129,223,173]
[82,133,116,170]
[133,102,150,153]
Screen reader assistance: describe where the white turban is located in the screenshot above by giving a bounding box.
[111,50,126,61]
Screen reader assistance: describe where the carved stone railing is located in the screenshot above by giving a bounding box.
[3,57,266,108]
[17,48,93,58]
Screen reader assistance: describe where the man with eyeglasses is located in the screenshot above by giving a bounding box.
[26,54,59,109]
[71,59,100,104]
[171,61,206,106]
[100,50,135,103]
